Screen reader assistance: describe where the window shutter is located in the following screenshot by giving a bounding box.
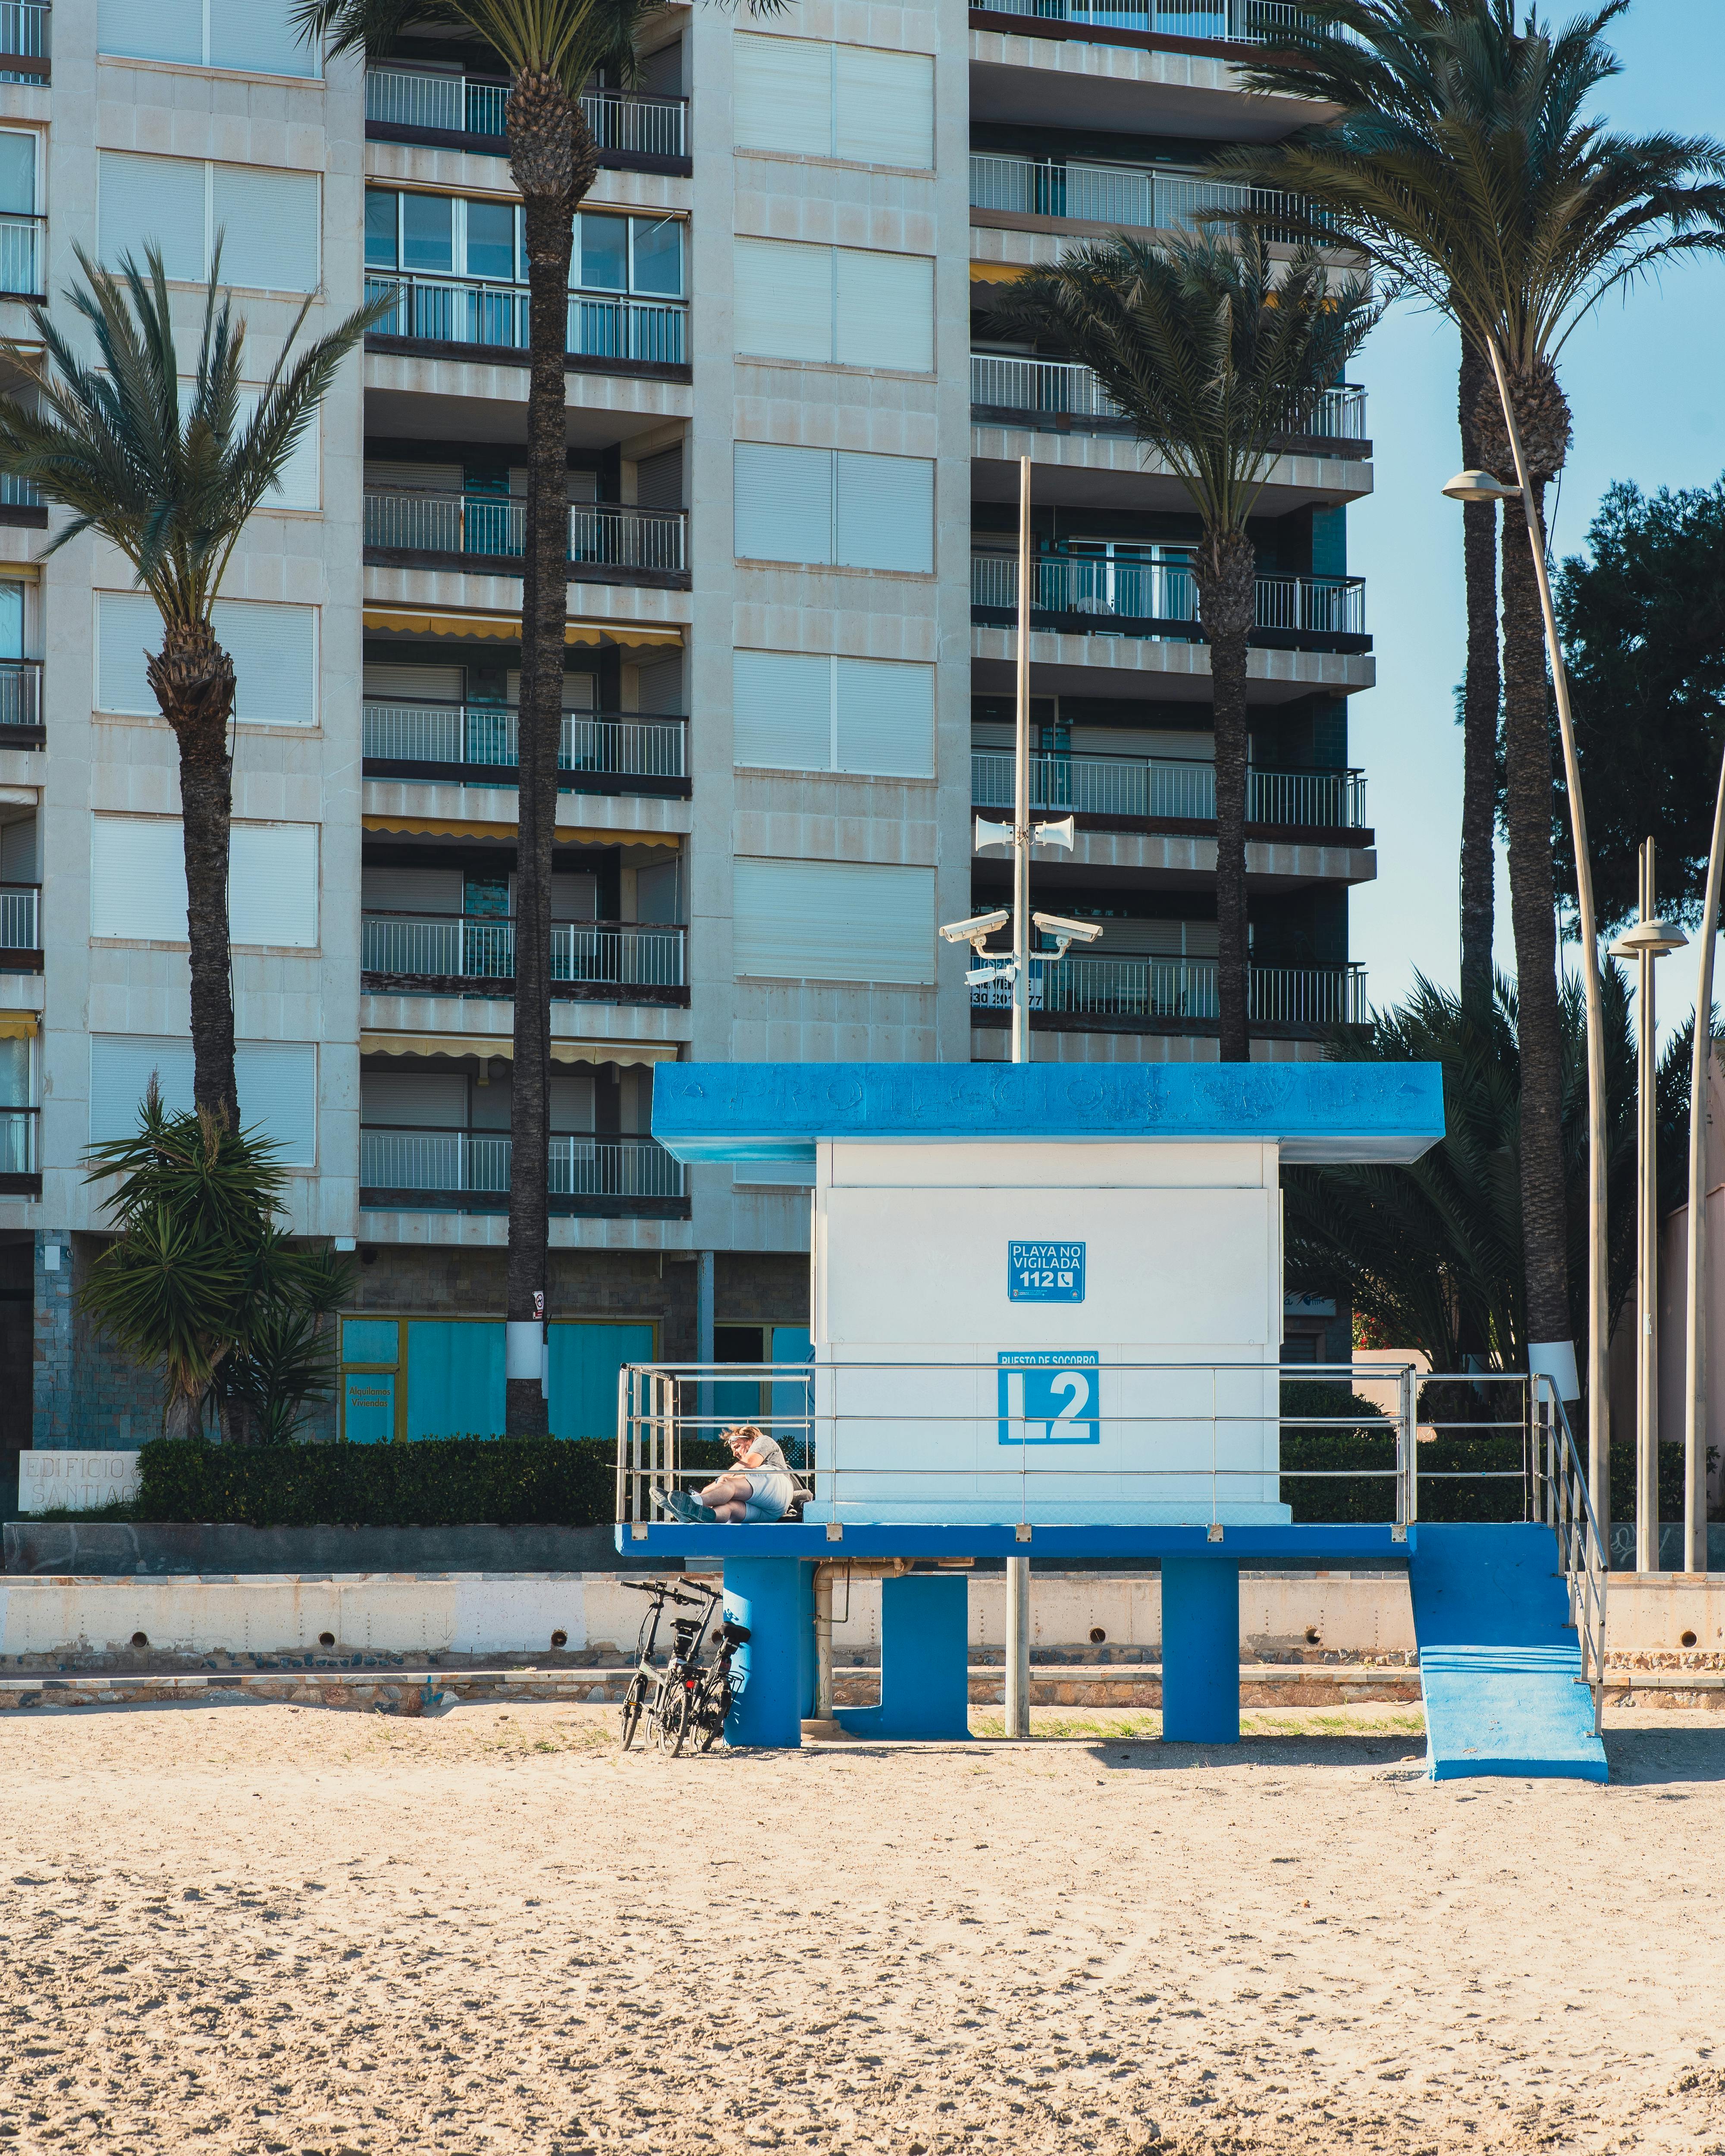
[212,165,320,293]
[834,452,932,573]
[360,864,464,914]
[91,1035,315,1164]
[233,1042,318,1165]
[734,238,832,363]
[734,32,831,156]
[98,151,206,281]
[834,249,933,373]
[211,600,317,727]
[96,0,201,64]
[634,445,683,511]
[361,1070,467,1128]
[90,818,187,941]
[549,873,598,923]
[734,443,833,565]
[835,47,935,168]
[734,650,831,771]
[0,818,34,882]
[504,670,593,711]
[90,1034,196,1142]
[836,658,935,777]
[364,458,462,495]
[363,662,464,704]
[239,389,318,509]
[95,590,160,715]
[209,0,321,76]
[734,858,935,985]
[229,823,318,947]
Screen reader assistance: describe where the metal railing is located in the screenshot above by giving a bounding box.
[0,882,37,948]
[970,352,1367,442]
[0,212,43,298]
[971,152,1320,241]
[363,699,687,781]
[361,912,686,988]
[365,273,687,366]
[972,0,1334,42]
[0,3,49,60]
[972,552,1366,635]
[0,659,40,729]
[364,489,687,573]
[968,954,1364,1023]
[1535,1382,1608,1731]
[0,1103,34,1173]
[971,748,1366,826]
[360,1125,685,1200]
[0,472,41,507]
[365,66,688,157]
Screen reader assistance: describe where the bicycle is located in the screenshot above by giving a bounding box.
[688,1614,751,1752]
[618,1577,708,1752]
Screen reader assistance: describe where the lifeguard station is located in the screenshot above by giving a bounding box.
[616,1061,1607,1780]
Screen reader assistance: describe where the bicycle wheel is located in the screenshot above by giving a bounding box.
[619,1671,648,1752]
[696,1677,732,1753]
[659,1683,693,1757]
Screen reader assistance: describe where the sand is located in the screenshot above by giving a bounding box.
[0,1700,1722,2156]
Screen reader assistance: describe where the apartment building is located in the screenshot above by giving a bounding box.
[0,0,1374,1447]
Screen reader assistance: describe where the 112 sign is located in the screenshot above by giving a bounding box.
[1008,1241,1085,1302]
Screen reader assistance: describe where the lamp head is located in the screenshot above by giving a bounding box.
[1608,918,1688,959]
[1442,468,1521,505]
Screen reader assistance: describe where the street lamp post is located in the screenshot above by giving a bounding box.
[1684,754,1725,1576]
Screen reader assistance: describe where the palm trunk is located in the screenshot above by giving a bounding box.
[147,620,238,1129]
[1200,529,1257,1063]
[1500,478,1571,1351]
[504,77,595,1437]
[1458,336,1499,1014]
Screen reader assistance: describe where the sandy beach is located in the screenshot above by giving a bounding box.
[0,1700,1721,2155]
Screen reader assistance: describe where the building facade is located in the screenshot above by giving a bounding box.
[0,0,1374,1447]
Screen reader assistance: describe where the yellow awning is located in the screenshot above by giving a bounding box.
[971,261,1035,284]
[362,607,683,649]
[0,1011,36,1037]
[361,1031,678,1069]
[361,815,680,849]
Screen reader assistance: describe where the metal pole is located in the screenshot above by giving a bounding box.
[813,1564,834,1720]
[1484,336,1610,1546]
[1636,841,1659,1575]
[1684,746,1725,1576]
[1006,452,1034,1736]
[1004,1551,1030,1736]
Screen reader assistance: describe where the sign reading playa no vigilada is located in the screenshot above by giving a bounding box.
[1008,1241,1085,1302]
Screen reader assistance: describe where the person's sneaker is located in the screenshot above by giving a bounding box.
[665,1489,718,1524]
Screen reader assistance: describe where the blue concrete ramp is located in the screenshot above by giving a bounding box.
[1408,1523,1606,1782]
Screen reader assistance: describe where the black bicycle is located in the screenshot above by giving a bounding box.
[688,1614,750,1752]
[618,1578,707,1752]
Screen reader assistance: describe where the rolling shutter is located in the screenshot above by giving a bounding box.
[733,650,830,771]
[209,0,321,76]
[233,1042,318,1163]
[834,452,932,573]
[361,1070,467,1128]
[834,249,933,373]
[835,47,935,168]
[634,445,683,511]
[836,658,934,777]
[733,858,935,985]
[90,1035,315,1164]
[212,599,317,726]
[229,823,318,947]
[734,237,831,362]
[98,151,206,281]
[360,864,464,914]
[96,0,201,64]
[734,442,833,565]
[90,1034,194,1143]
[363,662,464,704]
[95,590,159,715]
[734,32,830,156]
[90,818,187,941]
[213,165,320,293]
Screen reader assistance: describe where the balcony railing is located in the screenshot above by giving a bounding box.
[365,273,687,367]
[365,66,687,157]
[0,213,44,298]
[972,956,1366,1027]
[0,882,37,949]
[364,489,688,574]
[0,659,40,730]
[972,552,1366,636]
[361,913,686,990]
[972,0,1333,43]
[0,1103,35,1172]
[971,749,1366,827]
[971,152,1320,241]
[0,2,48,56]
[970,353,1366,442]
[363,699,687,782]
[359,1125,686,1200]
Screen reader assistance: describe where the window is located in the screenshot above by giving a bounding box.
[98,0,321,74]
[364,192,684,299]
[0,581,25,659]
[734,34,934,168]
[0,129,36,214]
[97,594,317,724]
[733,652,934,777]
[733,858,936,985]
[99,154,320,291]
[91,1035,318,1162]
[734,239,932,373]
[90,817,320,947]
[734,445,933,573]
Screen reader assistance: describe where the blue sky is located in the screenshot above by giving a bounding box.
[1343,0,1725,1041]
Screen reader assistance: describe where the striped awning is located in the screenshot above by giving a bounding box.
[361,815,680,848]
[362,607,682,649]
[360,1031,678,1069]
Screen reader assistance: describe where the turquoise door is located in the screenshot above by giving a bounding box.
[405,1319,506,1439]
[342,1370,395,1444]
[549,1322,657,1442]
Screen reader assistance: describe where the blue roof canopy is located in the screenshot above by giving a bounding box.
[652,1061,1444,1166]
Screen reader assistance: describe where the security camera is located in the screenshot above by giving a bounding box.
[940,910,1010,948]
[1032,912,1102,945]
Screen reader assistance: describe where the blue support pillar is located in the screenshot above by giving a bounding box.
[722,1557,809,1750]
[1161,1556,1240,1744]
[835,1571,971,1741]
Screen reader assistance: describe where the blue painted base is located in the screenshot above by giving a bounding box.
[1161,1555,1240,1744]
[619,1521,1408,1564]
[835,1572,972,1742]
[721,1557,811,1751]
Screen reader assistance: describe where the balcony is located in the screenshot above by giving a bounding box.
[972,956,1367,1031]
[358,1126,687,1217]
[0,1,49,81]
[365,273,688,372]
[364,66,689,166]
[0,1102,37,1192]
[971,354,1367,446]
[361,913,687,1004]
[0,881,38,967]
[363,488,688,587]
[972,749,1365,830]
[972,153,1320,242]
[971,552,1367,647]
[970,0,1328,44]
[0,660,40,740]
[363,699,688,797]
[0,213,43,300]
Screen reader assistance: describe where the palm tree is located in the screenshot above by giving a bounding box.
[1226,0,1725,1370]
[0,248,380,1128]
[989,227,1378,1058]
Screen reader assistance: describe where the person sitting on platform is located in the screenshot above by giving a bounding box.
[665,1425,799,1524]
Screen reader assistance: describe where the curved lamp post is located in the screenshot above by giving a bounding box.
[1684,759,1725,1575]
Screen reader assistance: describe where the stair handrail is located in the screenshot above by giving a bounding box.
[1535,1374,1607,1734]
